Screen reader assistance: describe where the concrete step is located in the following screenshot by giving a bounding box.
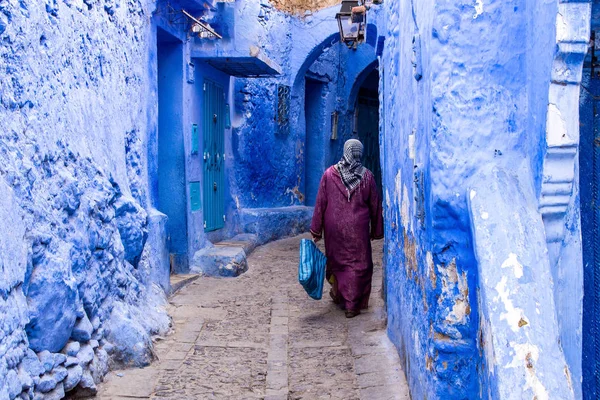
[189,234,258,278]
[190,246,248,277]
[213,233,259,254]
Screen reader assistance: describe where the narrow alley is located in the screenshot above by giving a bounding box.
[96,235,408,400]
[0,0,596,398]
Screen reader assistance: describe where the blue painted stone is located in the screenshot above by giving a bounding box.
[37,352,53,374]
[18,364,34,391]
[70,314,93,342]
[52,354,66,368]
[104,302,153,367]
[64,357,78,368]
[33,383,64,400]
[191,246,248,277]
[19,350,44,378]
[26,256,79,353]
[77,344,94,366]
[145,209,170,292]
[92,347,109,380]
[91,327,104,341]
[91,316,100,331]
[78,371,96,395]
[6,369,21,399]
[227,234,259,255]
[35,374,57,393]
[52,367,67,384]
[63,365,82,392]
[61,342,80,358]
[114,196,148,266]
[237,206,313,245]
[102,343,114,355]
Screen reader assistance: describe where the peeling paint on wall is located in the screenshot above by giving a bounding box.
[501,253,524,279]
[506,342,549,400]
[494,276,529,333]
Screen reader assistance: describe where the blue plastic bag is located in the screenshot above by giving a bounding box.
[298,239,327,300]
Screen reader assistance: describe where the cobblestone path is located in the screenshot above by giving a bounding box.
[96,234,410,399]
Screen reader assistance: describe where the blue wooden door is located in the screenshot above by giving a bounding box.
[357,95,382,195]
[203,80,225,232]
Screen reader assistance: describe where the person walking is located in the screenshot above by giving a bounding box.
[310,139,384,318]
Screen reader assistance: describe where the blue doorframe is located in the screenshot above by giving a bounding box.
[305,79,326,206]
[157,27,188,273]
[203,79,225,232]
[356,69,382,195]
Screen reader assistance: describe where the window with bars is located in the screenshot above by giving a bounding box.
[277,84,291,135]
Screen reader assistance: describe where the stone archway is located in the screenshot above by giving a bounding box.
[287,11,381,203]
[348,59,379,111]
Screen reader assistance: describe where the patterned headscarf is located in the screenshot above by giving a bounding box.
[336,139,366,198]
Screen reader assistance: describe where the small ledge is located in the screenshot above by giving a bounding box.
[193,46,282,77]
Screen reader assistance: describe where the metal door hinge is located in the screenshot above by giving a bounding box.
[204,221,207,228]
[223,215,226,222]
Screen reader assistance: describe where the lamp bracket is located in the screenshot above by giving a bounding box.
[166,3,222,39]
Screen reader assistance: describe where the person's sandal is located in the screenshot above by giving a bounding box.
[345,310,360,318]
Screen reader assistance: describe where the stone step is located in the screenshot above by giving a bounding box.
[213,233,259,255]
[186,234,258,278]
[169,274,200,295]
[190,246,248,277]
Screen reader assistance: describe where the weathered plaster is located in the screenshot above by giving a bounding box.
[382,0,588,397]
[469,167,574,399]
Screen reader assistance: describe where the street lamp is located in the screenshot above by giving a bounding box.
[336,0,366,49]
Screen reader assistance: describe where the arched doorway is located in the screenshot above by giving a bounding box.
[354,68,382,194]
[287,18,381,207]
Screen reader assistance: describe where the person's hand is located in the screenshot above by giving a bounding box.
[312,234,321,243]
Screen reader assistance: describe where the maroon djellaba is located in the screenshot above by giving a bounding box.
[310,139,384,318]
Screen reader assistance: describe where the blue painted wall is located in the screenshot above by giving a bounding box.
[157,29,188,270]
[380,0,586,397]
[0,0,172,398]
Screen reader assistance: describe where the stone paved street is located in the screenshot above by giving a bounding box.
[95,234,410,399]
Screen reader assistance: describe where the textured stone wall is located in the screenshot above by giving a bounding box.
[226,3,368,210]
[0,1,170,398]
[381,0,443,397]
